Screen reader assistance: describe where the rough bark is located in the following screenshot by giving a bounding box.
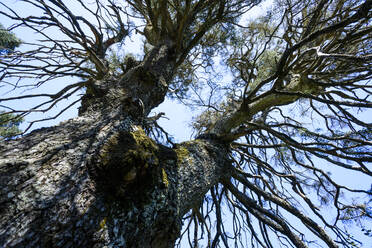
[0,43,231,247]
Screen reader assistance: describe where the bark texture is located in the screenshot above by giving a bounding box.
[0,43,231,247]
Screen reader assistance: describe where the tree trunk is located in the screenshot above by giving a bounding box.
[0,43,231,247]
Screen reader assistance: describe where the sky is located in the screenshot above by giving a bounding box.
[1,0,371,247]
[1,0,272,142]
[0,0,197,140]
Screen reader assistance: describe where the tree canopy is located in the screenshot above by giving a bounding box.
[0,23,21,54]
[0,0,371,247]
[0,111,23,139]
[0,23,23,138]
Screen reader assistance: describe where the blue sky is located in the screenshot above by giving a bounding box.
[1,0,371,247]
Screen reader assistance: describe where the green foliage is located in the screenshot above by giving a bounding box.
[226,17,282,92]
[0,24,21,54]
[192,95,241,135]
[0,25,23,138]
[107,52,126,75]
[0,112,24,139]
[1,0,371,247]
[106,52,140,77]
[253,49,280,84]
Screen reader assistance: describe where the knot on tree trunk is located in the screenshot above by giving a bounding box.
[89,128,171,203]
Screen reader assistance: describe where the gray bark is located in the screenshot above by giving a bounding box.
[0,43,231,247]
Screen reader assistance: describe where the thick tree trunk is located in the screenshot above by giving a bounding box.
[0,43,231,247]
